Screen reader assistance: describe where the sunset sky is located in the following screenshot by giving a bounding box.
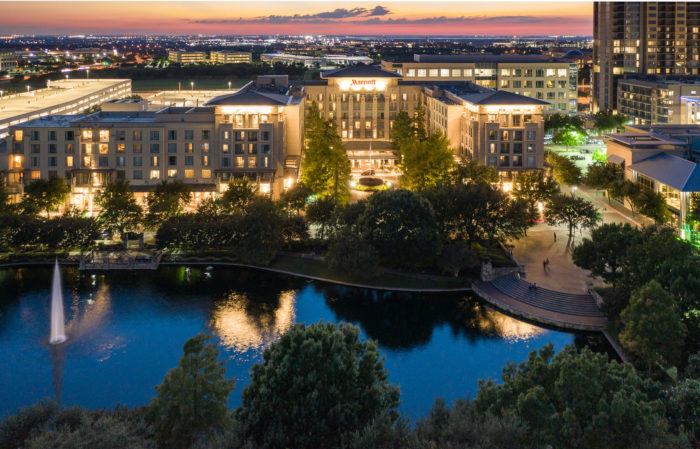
[0,2,593,36]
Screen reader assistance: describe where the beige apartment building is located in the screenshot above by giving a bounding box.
[381,54,577,114]
[168,50,207,64]
[3,79,304,210]
[210,51,252,64]
[302,65,548,174]
[617,75,700,124]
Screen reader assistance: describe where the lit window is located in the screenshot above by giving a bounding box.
[99,129,109,141]
[167,169,177,178]
[201,169,211,178]
[184,169,194,179]
[150,170,160,180]
[14,130,23,141]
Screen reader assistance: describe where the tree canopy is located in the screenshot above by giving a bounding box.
[237,322,400,449]
[512,170,558,209]
[21,177,70,217]
[544,193,600,236]
[95,180,143,243]
[398,131,455,191]
[545,151,582,185]
[145,180,191,228]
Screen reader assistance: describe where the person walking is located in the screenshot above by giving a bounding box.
[553,232,557,242]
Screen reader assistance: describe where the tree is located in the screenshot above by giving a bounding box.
[306,196,337,239]
[452,159,499,185]
[544,113,585,134]
[145,180,191,228]
[218,177,257,214]
[237,198,284,265]
[237,322,400,449]
[44,217,101,254]
[423,182,533,244]
[95,180,143,246]
[545,151,582,185]
[544,193,600,236]
[585,161,624,203]
[620,280,687,375]
[326,229,380,280]
[593,110,627,133]
[552,127,585,150]
[473,344,688,449]
[148,333,235,449]
[512,171,558,209]
[278,182,311,215]
[21,177,70,217]
[398,131,455,191]
[357,189,441,269]
[634,189,671,224]
[412,102,428,141]
[301,102,351,203]
[622,180,642,216]
[572,223,642,289]
[438,241,479,277]
[390,110,414,152]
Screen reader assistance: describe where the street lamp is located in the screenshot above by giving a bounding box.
[86,69,89,79]
[190,81,194,91]
[26,86,30,93]
[571,186,578,195]
[228,81,232,90]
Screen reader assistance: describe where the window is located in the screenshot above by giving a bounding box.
[48,157,57,167]
[133,143,142,153]
[133,156,143,166]
[235,131,244,141]
[452,69,461,77]
[487,156,497,166]
[499,155,510,167]
[99,144,108,154]
[150,130,160,141]
[417,69,427,77]
[536,80,544,88]
[222,131,230,140]
[222,144,230,153]
[150,143,160,154]
[440,68,449,77]
[83,143,92,154]
[116,156,125,167]
[262,144,271,154]
[235,156,244,168]
[167,130,177,140]
[65,131,74,141]
[500,143,510,153]
[117,143,125,153]
[82,129,92,140]
[248,131,258,141]
[248,143,257,154]
[66,156,73,167]
[168,156,177,166]
[201,142,209,152]
[527,143,536,153]
[48,131,56,141]
[526,156,536,167]
[535,69,544,77]
[133,130,142,141]
[184,169,194,179]
[202,155,209,166]
[31,144,40,153]
[31,131,40,141]
[48,144,57,154]
[185,156,194,166]
[133,170,142,180]
[201,130,210,140]
[151,156,159,167]
[248,157,256,168]
[261,131,270,141]
[98,156,108,167]
[167,169,177,178]
[31,157,40,167]
[116,130,125,141]
[99,129,109,141]
[513,143,523,154]
[185,130,194,140]
[235,143,244,154]
[168,143,177,153]
[464,69,473,77]
[150,170,160,180]
[222,157,231,167]
[406,69,415,77]
[201,169,211,178]
[14,130,23,141]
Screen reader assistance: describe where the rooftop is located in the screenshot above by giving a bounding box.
[205,89,293,106]
[410,54,561,64]
[13,115,86,128]
[606,132,686,147]
[321,65,402,78]
[629,152,700,191]
[458,90,551,106]
[0,79,130,125]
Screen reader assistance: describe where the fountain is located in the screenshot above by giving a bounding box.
[49,260,67,344]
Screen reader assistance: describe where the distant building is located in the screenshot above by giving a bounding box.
[209,51,252,64]
[261,53,373,69]
[593,2,700,112]
[381,54,577,114]
[168,50,207,64]
[618,75,700,125]
[0,51,16,71]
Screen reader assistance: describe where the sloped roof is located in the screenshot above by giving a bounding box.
[205,90,291,106]
[458,90,550,106]
[321,65,402,78]
[629,152,700,191]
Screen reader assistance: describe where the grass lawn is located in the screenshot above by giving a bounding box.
[132,78,250,91]
[270,254,472,290]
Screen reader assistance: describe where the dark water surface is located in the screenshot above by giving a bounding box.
[0,266,603,419]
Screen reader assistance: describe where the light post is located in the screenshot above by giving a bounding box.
[228,81,231,90]
[190,81,194,91]
[86,68,90,79]
[0,90,3,98]
[26,86,30,94]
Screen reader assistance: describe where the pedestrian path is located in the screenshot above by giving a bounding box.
[472,274,606,331]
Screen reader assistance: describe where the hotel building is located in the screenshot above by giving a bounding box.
[302,65,548,174]
[593,1,700,112]
[3,78,304,208]
[381,54,577,114]
[0,79,131,143]
[210,51,252,64]
[168,51,207,65]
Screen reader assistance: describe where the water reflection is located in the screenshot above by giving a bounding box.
[211,290,296,354]
[318,285,545,349]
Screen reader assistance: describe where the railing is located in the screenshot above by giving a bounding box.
[79,251,162,270]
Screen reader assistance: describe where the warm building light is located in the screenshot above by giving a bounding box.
[502,182,513,192]
[284,177,295,190]
[260,183,271,194]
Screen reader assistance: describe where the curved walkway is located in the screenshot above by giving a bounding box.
[472,274,606,331]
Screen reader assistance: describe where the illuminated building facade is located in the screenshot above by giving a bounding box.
[302,65,548,174]
[593,1,700,112]
[209,51,252,64]
[618,75,700,124]
[3,79,304,209]
[168,50,207,64]
[381,54,577,114]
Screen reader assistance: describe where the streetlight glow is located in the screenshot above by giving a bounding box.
[190,81,194,91]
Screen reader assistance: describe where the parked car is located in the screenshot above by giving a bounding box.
[361,169,376,176]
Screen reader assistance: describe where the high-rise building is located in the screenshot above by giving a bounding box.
[593,1,700,112]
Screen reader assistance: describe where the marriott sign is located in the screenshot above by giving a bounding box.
[351,79,376,86]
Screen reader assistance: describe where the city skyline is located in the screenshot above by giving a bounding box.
[1,1,593,36]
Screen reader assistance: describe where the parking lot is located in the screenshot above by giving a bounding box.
[545,140,607,174]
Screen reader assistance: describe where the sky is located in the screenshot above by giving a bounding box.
[0,1,593,36]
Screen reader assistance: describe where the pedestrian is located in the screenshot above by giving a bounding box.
[553,232,557,242]
[543,260,547,270]
[546,257,550,266]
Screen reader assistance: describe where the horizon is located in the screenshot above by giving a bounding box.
[1,1,593,36]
